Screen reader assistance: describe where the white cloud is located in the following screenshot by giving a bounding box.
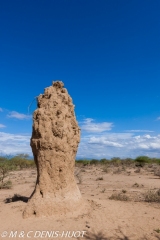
[80,118,113,133]
[143,134,157,139]
[0,113,159,159]
[126,130,154,133]
[138,141,160,150]
[0,132,31,155]
[0,128,160,159]
[134,135,141,140]
[0,108,3,112]
[0,124,6,128]
[89,136,123,147]
[77,118,160,158]
[7,111,32,120]
[77,131,160,159]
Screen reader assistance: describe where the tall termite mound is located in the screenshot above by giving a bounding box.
[23,81,82,218]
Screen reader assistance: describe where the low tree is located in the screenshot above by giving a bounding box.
[0,163,11,183]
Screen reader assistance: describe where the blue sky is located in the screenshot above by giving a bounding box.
[0,0,160,159]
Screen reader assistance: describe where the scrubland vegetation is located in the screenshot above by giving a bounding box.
[75,155,160,204]
[1,154,160,195]
[1,154,160,170]
[1,154,160,239]
[76,156,160,166]
[0,154,35,189]
[0,154,35,170]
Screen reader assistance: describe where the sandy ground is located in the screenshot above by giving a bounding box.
[0,164,160,240]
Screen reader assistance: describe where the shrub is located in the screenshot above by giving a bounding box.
[132,183,139,187]
[110,158,121,166]
[96,177,103,181]
[102,165,109,173]
[0,163,12,183]
[121,166,126,171]
[7,154,35,169]
[154,169,160,177]
[0,180,12,189]
[156,159,160,165]
[144,190,160,203]
[135,156,151,165]
[90,159,99,165]
[113,167,122,174]
[150,158,160,164]
[121,158,134,166]
[134,168,141,173]
[122,189,127,193]
[27,160,36,168]
[0,157,8,162]
[99,159,109,164]
[109,193,129,201]
[75,159,90,166]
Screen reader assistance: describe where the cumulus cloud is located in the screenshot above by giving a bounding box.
[138,142,160,150]
[0,132,31,155]
[0,114,158,159]
[77,130,160,159]
[77,118,159,158]
[0,128,159,159]
[80,118,113,133]
[126,130,154,133]
[89,136,123,147]
[0,124,6,128]
[7,111,32,120]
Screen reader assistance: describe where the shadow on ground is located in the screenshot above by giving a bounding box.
[79,229,160,240]
[4,194,29,203]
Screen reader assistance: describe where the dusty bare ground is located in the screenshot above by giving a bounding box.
[0,164,160,240]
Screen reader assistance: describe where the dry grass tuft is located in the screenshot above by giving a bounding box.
[109,192,129,201]
[144,190,160,203]
[134,168,141,173]
[154,169,160,178]
[132,182,139,187]
[122,189,127,193]
[96,177,103,181]
[102,165,110,173]
[113,168,122,174]
[0,180,12,189]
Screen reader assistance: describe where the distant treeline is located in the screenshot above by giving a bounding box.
[0,154,35,170]
[76,156,160,166]
[1,154,160,170]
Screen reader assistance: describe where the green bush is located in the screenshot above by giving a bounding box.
[0,163,12,183]
[0,157,8,162]
[75,159,90,166]
[134,156,151,167]
[121,158,134,166]
[135,156,151,163]
[8,154,35,169]
[90,159,99,165]
[110,157,121,166]
[155,159,160,165]
[99,159,109,164]
[0,154,35,171]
